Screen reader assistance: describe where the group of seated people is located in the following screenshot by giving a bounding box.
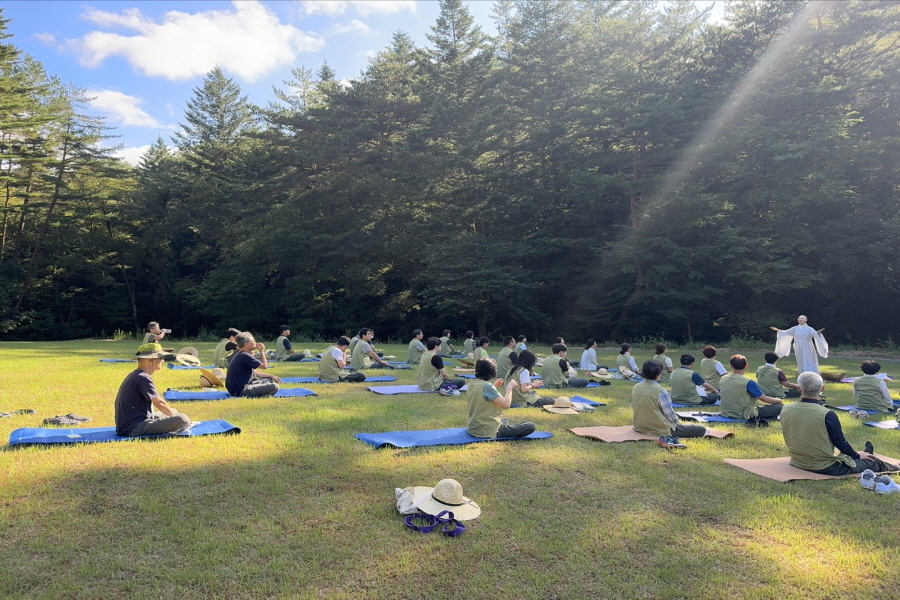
[120,327,899,479]
[631,354,899,476]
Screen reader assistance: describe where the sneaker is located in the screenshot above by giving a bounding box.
[657,435,687,449]
[62,413,92,422]
[850,409,869,420]
[860,469,877,490]
[865,441,875,454]
[42,416,81,426]
[438,387,460,397]
[875,475,900,495]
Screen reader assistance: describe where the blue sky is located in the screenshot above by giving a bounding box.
[2,1,723,165]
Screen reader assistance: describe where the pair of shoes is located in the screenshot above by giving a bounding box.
[746,417,770,428]
[62,413,92,422]
[657,435,687,449]
[850,409,870,420]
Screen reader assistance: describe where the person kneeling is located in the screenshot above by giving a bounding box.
[319,337,366,382]
[542,343,588,389]
[467,358,535,439]
[632,360,707,449]
[115,344,191,437]
[225,332,282,397]
[782,372,899,475]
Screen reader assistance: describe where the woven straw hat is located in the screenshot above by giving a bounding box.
[177,346,199,358]
[593,368,612,379]
[417,479,481,521]
[543,396,580,415]
[199,368,225,388]
[174,353,201,367]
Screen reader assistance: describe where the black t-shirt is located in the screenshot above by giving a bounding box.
[226,351,261,397]
[430,355,445,370]
[115,369,157,435]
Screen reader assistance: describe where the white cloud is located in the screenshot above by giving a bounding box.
[71,1,325,83]
[34,32,57,45]
[300,1,416,16]
[87,89,165,128]
[329,19,371,36]
[114,145,151,166]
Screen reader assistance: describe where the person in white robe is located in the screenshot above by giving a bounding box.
[770,315,828,374]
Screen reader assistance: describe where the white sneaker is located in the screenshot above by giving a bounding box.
[438,388,460,397]
[875,475,900,494]
[850,409,869,420]
[860,469,877,490]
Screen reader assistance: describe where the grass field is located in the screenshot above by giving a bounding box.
[1,340,899,599]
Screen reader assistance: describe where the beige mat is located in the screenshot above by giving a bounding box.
[568,425,734,443]
[723,454,900,482]
[453,368,475,373]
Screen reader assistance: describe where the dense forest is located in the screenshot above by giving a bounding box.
[0,0,898,345]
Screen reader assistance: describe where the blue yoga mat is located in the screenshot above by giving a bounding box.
[864,420,900,430]
[163,387,317,401]
[280,376,397,384]
[355,427,553,449]
[167,364,215,370]
[300,357,321,362]
[458,374,543,380]
[367,384,470,395]
[9,419,241,446]
[833,405,897,414]
[99,358,134,363]
[671,400,721,409]
[569,395,606,407]
[675,411,747,423]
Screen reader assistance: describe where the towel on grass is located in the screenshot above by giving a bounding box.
[9,419,241,446]
[569,425,734,443]
[366,385,468,395]
[864,420,900,430]
[279,376,397,384]
[676,411,749,423]
[354,427,552,449]
[723,454,900,482]
[163,388,316,401]
[840,374,894,383]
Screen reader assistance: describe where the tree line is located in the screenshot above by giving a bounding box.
[1,0,898,346]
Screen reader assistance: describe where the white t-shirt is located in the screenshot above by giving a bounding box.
[331,348,344,362]
[518,370,531,386]
[715,362,727,375]
[663,356,673,369]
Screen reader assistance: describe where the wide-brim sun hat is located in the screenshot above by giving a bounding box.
[199,368,225,388]
[135,343,173,360]
[174,353,202,367]
[592,368,613,379]
[543,396,580,415]
[177,346,199,358]
[417,479,481,521]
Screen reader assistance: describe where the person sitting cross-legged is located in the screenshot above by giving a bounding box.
[580,339,598,372]
[439,329,456,356]
[213,328,240,368]
[407,329,427,365]
[507,350,551,407]
[616,343,639,374]
[274,325,306,362]
[350,328,390,370]
[852,360,895,414]
[473,336,491,363]
[225,332,282,397]
[652,344,674,384]
[756,352,801,400]
[719,354,783,421]
[417,337,467,392]
[541,343,588,389]
[781,371,899,475]
[632,360,708,449]
[496,336,518,381]
[467,358,536,440]
[700,345,727,388]
[319,336,366,382]
[463,330,476,355]
[670,354,720,406]
[115,344,192,437]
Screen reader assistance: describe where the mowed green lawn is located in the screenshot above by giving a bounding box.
[1,340,899,599]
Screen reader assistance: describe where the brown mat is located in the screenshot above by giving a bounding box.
[453,368,475,373]
[568,425,734,443]
[723,453,900,482]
